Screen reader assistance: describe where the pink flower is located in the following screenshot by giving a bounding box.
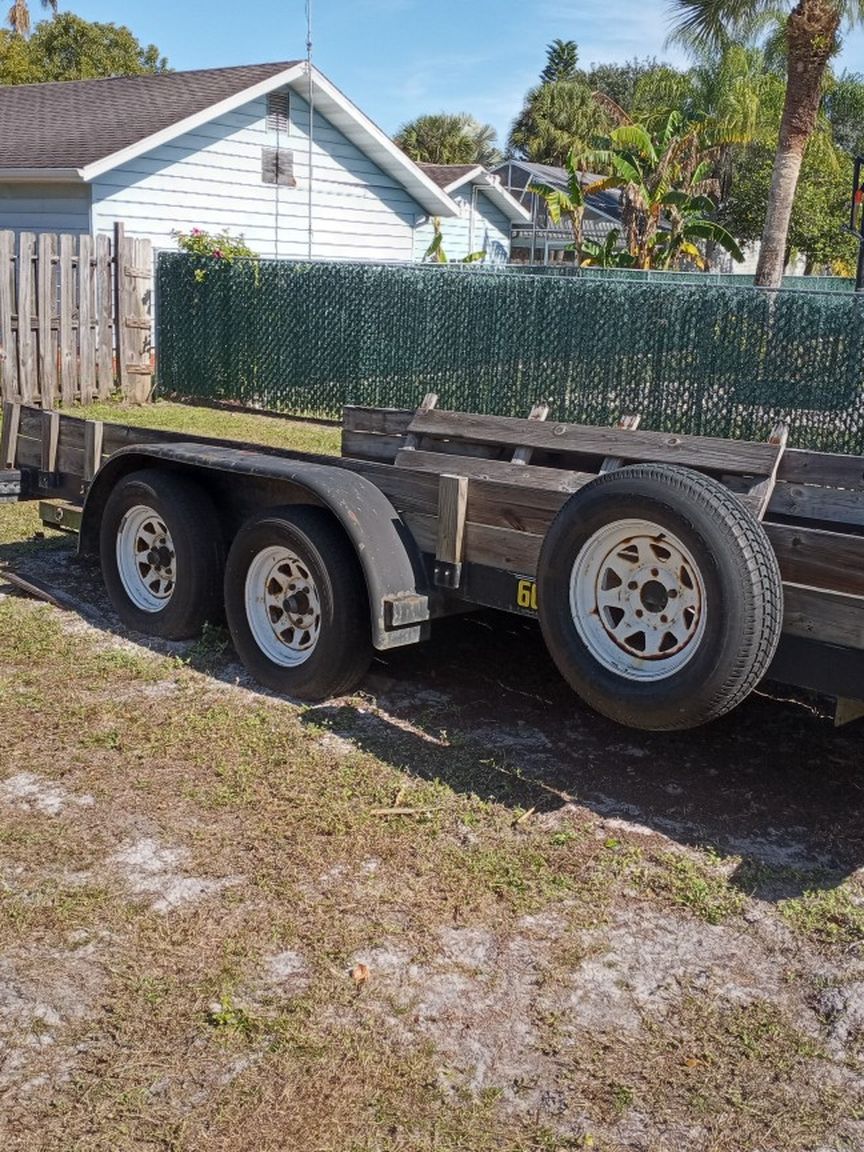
[212,249,223,259]
[191,228,202,236]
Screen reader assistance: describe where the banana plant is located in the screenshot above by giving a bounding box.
[579,229,636,268]
[651,191,743,270]
[528,147,590,261]
[582,109,743,269]
[422,218,486,264]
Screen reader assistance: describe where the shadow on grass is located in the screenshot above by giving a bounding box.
[2,533,862,904]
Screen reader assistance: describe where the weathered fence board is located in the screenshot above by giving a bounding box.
[17,233,36,405]
[95,234,113,399]
[0,231,16,400]
[37,232,56,407]
[59,234,75,406]
[78,235,95,405]
[0,227,152,407]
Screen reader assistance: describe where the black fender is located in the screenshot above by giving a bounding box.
[80,444,430,649]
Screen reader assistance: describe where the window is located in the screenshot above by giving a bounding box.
[266,91,290,133]
[262,146,296,187]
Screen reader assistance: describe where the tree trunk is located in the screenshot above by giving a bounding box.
[754,0,840,288]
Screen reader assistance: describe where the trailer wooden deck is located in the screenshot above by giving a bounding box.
[2,397,862,723]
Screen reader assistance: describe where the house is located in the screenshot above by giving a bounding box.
[415,164,530,263]
[493,159,624,262]
[0,62,526,262]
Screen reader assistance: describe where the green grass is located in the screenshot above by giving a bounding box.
[641,849,746,924]
[780,885,864,948]
[75,398,342,456]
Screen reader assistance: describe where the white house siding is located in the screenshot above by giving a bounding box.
[0,183,91,235]
[414,186,512,262]
[90,91,422,261]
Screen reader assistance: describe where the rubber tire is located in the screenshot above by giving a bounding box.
[537,464,784,731]
[100,468,225,640]
[224,506,372,701]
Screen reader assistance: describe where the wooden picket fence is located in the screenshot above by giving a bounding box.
[0,223,153,408]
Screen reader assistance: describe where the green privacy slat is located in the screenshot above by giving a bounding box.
[155,255,863,454]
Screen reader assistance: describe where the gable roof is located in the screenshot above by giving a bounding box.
[0,62,458,217]
[0,63,296,169]
[418,163,531,224]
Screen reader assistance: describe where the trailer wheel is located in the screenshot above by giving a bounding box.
[224,506,372,701]
[100,469,224,639]
[537,464,783,731]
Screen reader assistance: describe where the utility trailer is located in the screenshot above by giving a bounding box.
[1,397,862,731]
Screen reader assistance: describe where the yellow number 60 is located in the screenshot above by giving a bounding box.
[517,579,538,610]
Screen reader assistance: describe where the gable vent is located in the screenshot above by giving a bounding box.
[262,146,296,187]
[267,91,290,133]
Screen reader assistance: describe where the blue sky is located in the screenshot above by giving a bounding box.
[61,1,864,145]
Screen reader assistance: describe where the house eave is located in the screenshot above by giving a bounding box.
[0,167,84,183]
[441,166,485,194]
[294,69,458,217]
[478,178,532,224]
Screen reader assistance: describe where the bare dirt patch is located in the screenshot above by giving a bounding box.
[0,772,94,816]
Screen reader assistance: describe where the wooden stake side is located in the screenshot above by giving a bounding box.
[0,400,20,468]
[41,408,60,476]
[600,413,643,473]
[746,421,790,520]
[511,401,550,465]
[435,472,468,588]
[402,392,439,450]
[83,418,104,483]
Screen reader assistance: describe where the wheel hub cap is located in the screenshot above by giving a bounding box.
[116,505,177,614]
[570,519,706,682]
[245,546,322,667]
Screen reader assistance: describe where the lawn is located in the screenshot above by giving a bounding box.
[1,400,863,1151]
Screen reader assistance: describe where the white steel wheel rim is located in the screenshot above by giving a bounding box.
[116,504,177,613]
[245,545,322,667]
[570,518,707,682]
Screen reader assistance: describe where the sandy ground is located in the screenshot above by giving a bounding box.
[1,533,863,1151]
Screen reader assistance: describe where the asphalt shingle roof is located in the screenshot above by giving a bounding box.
[0,62,300,169]
[418,163,479,189]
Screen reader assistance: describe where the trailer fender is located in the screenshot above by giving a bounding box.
[80,444,430,649]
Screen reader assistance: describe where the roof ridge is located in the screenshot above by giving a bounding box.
[2,60,299,92]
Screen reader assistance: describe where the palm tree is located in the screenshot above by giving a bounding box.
[395,113,501,167]
[508,80,606,165]
[540,39,580,84]
[669,0,864,288]
[7,0,55,36]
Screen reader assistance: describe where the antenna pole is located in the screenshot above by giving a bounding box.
[306,0,314,261]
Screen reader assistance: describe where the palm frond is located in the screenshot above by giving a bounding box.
[591,91,632,126]
[666,0,783,53]
[7,0,29,34]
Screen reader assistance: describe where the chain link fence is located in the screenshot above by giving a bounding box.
[156,254,864,454]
